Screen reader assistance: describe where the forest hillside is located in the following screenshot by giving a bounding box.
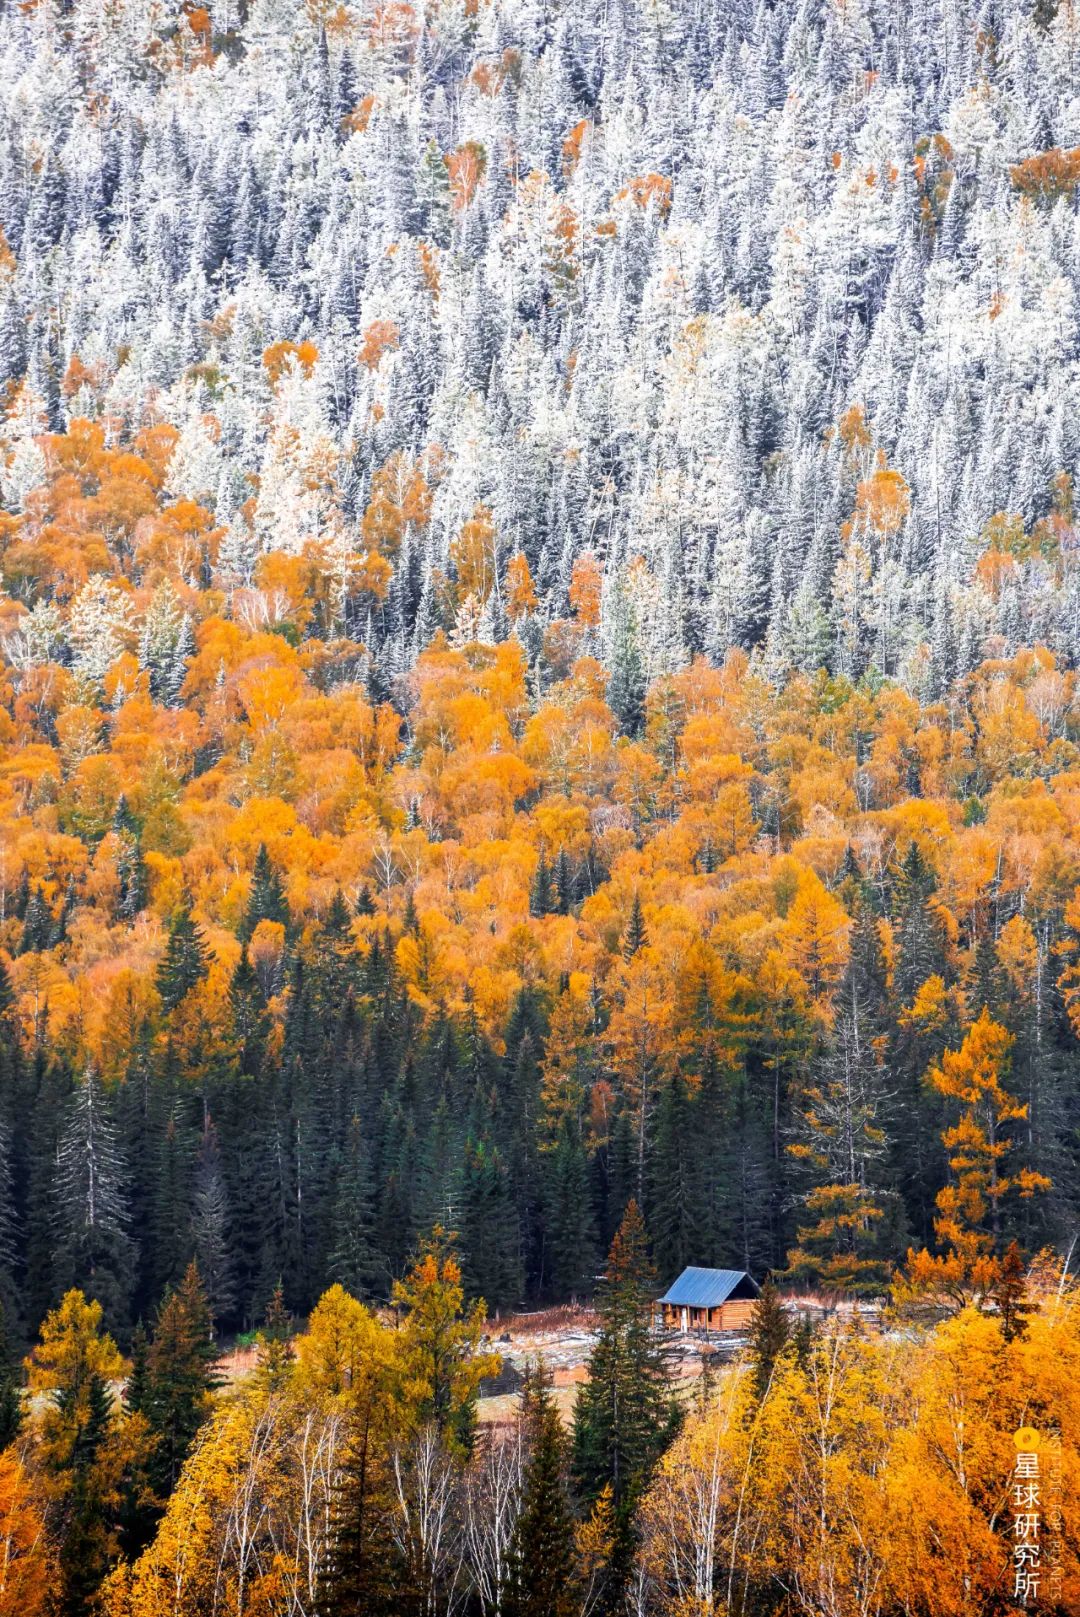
[0,0,1078,1613]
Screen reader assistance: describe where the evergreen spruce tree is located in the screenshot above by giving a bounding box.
[892,843,947,1003]
[603,1108,636,1251]
[328,1112,380,1298]
[19,885,52,955]
[545,1114,596,1299]
[622,892,647,960]
[124,1321,151,1421]
[50,874,77,945]
[24,1051,67,1327]
[115,829,149,921]
[0,1299,21,1447]
[240,842,290,942]
[318,1398,401,1617]
[53,1067,135,1325]
[648,1074,698,1281]
[572,1203,677,1608]
[156,904,212,1013]
[0,1110,21,1333]
[504,1000,546,1296]
[59,1370,118,1617]
[230,946,270,1077]
[254,1280,295,1391]
[606,574,646,738]
[147,1102,196,1301]
[554,848,574,915]
[190,1116,235,1325]
[530,846,555,917]
[747,1279,789,1399]
[506,1361,577,1617]
[138,579,193,707]
[573,1199,674,1506]
[135,1261,219,1497]
[457,1135,522,1315]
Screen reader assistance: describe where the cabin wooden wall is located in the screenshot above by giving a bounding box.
[719,1299,756,1330]
[659,1298,758,1332]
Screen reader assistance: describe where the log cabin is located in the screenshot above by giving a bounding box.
[657,1266,760,1333]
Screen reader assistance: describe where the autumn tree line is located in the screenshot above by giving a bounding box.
[1,1201,1077,1616]
[0,588,1075,1340]
[0,418,1074,1610]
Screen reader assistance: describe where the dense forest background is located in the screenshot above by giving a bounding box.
[0,0,1078,1612]
[0,0,1075,1340]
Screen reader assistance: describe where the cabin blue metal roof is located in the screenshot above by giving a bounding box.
[659,1267,757,1308]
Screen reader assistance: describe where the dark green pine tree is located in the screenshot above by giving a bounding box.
[310,890,362,1013]
[573,1202,678,1610]
[747,1279,790,1399]
[119,1321,155,1558]
[848,898,889,1016]
[124,1321,151,1420]
[279,959,335,1300]
[113,799,149,921]
[190,1115,235,1326]
[49,874,78,946]
[0,964,25,1337]
[505,1362,577,1617]
[0,1300,22,1447]
[0,1112,22,1336]
[969,931,1006,1020]
[229,946,270,1077]
[622,892,647,960]
[240,842,290,942]
[328,1113,381,1298]
[147,1100,197,1303]
[545,1114,596,1300]
[530,846,555,917]
[837,842,869,910]
[457,1135,522,1315]
[53,1067,135,1326]
[133,1261,220,1498]
[601,1107,636,1252]
[572,1199,675,1508]
[689,1044,736,1266]
[115,835,149,922]
[891,841,947,1004]
[372,1097,419,1279]
[881,864,958,1247]
[460,995,500,1122]
[24,1050,68,1327]
[254,1281,295,1391]
[156,904,212,1013]
[18,885,53,954]
[503,991,548,1295]
[112,794,140,841]
[606,573,646,738]
[56,1370,117,1617]
[318,1398,401,1617]
[648,1074,699,1281]
[554,849,574,915]
[0,955,21,1104]
[245,1076,303,1315]
[11,870,29,924]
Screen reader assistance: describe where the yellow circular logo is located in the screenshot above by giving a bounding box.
[1014,1427,1041,1450]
